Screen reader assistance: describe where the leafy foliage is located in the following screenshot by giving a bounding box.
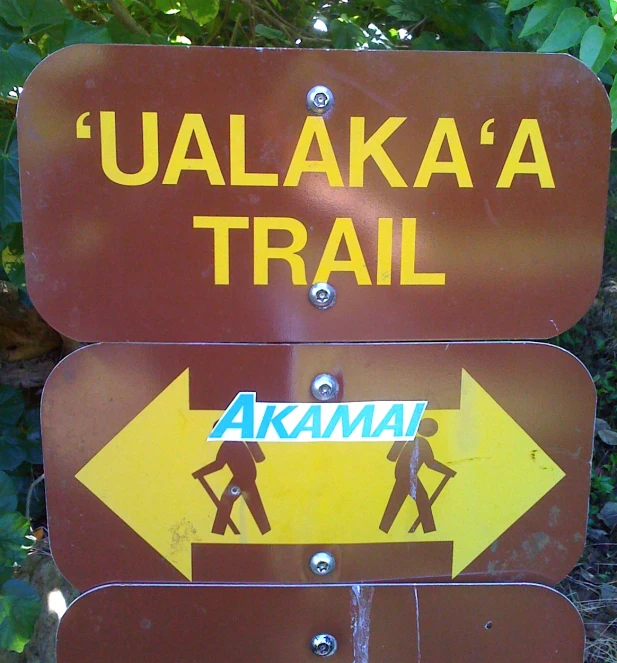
[0,385,41,652]
[0,579,41,653]
[0,0,616,653]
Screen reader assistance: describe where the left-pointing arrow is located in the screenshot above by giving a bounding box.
[76,369,218,580]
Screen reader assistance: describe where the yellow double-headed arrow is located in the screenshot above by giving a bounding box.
[76,369,564,580]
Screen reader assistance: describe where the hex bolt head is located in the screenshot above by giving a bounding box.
[310,552,336,576]
[306,86,334,114]
[311,374,339,402]
[309,282,336,310]
[310,634,338,657]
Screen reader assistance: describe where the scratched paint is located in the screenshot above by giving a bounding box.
[414,586,421,662]
[409,442,420,500]
[350,585,374,663]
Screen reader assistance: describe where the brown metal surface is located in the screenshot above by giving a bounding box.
[56,583,584,663]
[19,46,609,343]
[41,342,594,589]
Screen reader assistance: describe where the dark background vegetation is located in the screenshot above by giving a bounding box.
[1,0,617,659]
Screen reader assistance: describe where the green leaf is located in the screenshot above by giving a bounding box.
[0,472,17,513]
[150,33,169,44]
[6,43,39,70]
[0,137,20,230]
[0,134,26,290]
[14,474,44,521]
[0,120,14,148]
[472,2,510,50]
[64,18,112,45]
[366,23,394,50]
[580,24,617,72]
[1,244,24,289]
[254,24,285,41]
[174,15,203,39]
[0,431,28,472]
[330,18,367,49]
[155,0,177,10]
[180,0,219,26]
[609,73,617,130]
[0,222,23,255]
[411,31,445,50]
[0,0,69,29]
[603,51,617,76]
[106,16,150,44]
[22,410,42,466]
[519,0,570,37]
[0,513,31,568]
[506,0,537,12]
[599,9,616,28]
[0,580,41,653]
[0,44,41,96]
[0,20,21,49]
[0,570,13,587]
[538,7,588,51]
[386,1,422,22]
[0,387,24,428]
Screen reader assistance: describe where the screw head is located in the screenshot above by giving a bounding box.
[229,485,241,496]
[311,374,339,402]
[306,86,334,114]
[310,634,337,657]
[310,552,336,576]
[309,282,336,310]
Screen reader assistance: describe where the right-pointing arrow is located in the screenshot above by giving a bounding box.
[424,369,565,577]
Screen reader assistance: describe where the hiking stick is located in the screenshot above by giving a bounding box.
[195,475,240,535]
[409,473,452,534]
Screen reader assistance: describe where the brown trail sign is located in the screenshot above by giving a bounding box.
[19,44,609,663]
[42,341,594,589]
[56,583,584,663]
[18,45,610,343]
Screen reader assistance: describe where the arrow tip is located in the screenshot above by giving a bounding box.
[450,369,565,578]
[76,368,210,582]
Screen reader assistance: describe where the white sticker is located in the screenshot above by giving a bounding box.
[209,392,428,442]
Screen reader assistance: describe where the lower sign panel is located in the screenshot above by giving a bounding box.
[57,583,583,663]
[42,342,594,589]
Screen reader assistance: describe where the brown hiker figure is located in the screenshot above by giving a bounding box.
[193,438,271,536]
[379,418,456,534]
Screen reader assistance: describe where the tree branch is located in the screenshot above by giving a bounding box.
[205,0,232,45]
[60,0,78,16]
[237,0,292,40]
[108,0,148,36]
[229,13,242,46]
[26,474,45,523]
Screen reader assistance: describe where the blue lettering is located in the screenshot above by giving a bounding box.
[255,405,297,439]
[405,403,427,437]
[290,405,322,439]
[209,392,255,440]
[322,404,375,439]
[371,404,404,438]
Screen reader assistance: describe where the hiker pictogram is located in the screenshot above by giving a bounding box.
[192,435,271,536]
[379,418,456,534]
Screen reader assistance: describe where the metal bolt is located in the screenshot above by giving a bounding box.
[229,485,241,496]
[309,283,336,310]
[310,634,337,657]
[311,374,339,402]
[310,552,336,576]
[306,86,334,114]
